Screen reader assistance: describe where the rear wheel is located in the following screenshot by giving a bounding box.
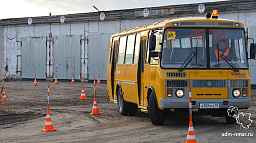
[148,91,166,125]
[129,103,138,116]
[117,87,130,116]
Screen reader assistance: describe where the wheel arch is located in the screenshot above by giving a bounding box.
[147,85,155,108]
[116,82,121,100]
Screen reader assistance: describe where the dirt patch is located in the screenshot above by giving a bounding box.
[0,111,44,129]
[0,81,255,143]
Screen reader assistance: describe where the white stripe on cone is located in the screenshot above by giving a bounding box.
[187,135,196,139]
[45,122,53,125]
[188,127,194,131]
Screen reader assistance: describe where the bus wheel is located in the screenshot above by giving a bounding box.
[129,103,138,116]
[117,87,129,116]
[226,115,236,124]
[148,92,165,125]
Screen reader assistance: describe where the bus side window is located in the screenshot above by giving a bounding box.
[133,33,141,65]
[114,43,119,70]
[141,40,144,72]
[145,39,149,65]
[109,39,114,64]
[117,36,127,65]
[149,33,161,65]
[125,35,135,65]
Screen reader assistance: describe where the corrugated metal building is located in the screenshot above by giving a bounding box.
[0,0,256,83]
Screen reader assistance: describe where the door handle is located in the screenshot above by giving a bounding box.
[66,64,68,69]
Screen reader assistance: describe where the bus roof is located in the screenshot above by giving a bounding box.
[111,17,244,38]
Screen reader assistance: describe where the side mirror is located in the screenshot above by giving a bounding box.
[149,35,156,51]
[149,51,158,58]
[250,43,256,59]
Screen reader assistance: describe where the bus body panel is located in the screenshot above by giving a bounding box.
[115,65,138,104]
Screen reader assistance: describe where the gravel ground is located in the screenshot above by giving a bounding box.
[0,80,255,143]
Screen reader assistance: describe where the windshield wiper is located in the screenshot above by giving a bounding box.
[219,54,239,72]
[179,51,196,71]
[216,43,238,72]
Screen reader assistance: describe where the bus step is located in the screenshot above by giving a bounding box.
[140,109,148,113]
[139,105,147,109]
[139,105,148,112]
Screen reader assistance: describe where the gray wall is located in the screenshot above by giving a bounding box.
[54,35,81,80]
[21,37,47,79]
[0,26,3,81]
[88,33,112,81]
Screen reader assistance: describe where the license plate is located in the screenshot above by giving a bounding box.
[200,103,219,109]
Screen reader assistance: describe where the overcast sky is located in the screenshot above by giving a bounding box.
[0,0,226,20]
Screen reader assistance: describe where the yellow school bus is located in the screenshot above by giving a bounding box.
[107,10,255,125]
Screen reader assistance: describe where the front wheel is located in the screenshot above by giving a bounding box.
[148,91,166,125]
[226,107,237,124]
[226,115,236,124]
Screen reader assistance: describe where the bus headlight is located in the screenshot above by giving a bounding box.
[176,90,184,98]
[233,89,240,97]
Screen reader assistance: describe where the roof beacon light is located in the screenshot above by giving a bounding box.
[212,10,218,19]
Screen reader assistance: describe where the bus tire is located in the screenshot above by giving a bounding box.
[226,115,236,124]
[117,87,129,116]
[148,91,165,125]
[129,103,138,116]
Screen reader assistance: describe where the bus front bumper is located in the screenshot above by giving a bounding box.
[159,98,251,109]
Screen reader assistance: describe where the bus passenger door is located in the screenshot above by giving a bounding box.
[112,42,119,100]
[138,38,147,108]
[107,39,118,101]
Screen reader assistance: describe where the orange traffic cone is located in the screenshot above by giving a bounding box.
[41,84,57,132]
[71,74,75,83]
[54,65,59,85]
[1,74,8,101]
[33,79,38,86]
[54,78,59,85]
[33,68,38,86]
[79,83,87,100]
[186,121,197,143]
[1,86,8,101]
[71,66,75,84]
[41,110,57,132]
[97,67,102,84]
[90,77,101,115]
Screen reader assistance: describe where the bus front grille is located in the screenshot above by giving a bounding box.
[229,80,248,87]
[191,80,226,88]
[167,80,188,87]
[166,72,187,77]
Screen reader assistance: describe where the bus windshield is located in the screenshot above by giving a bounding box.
[161,28,248,69]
